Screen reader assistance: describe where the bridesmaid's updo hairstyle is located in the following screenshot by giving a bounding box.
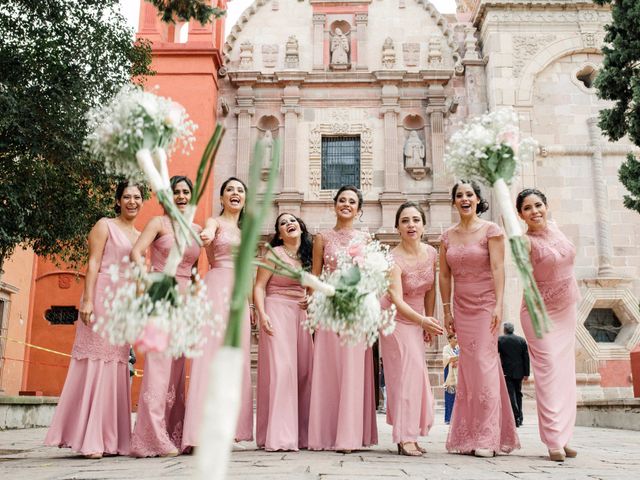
[333,185,364,211]
[219,176,248,227]
[451,180,489,215]
[516,188,548,213]
[170,175,194,193]
[269,212,313,271]
[394,201,426,229]
[114,180,146,214]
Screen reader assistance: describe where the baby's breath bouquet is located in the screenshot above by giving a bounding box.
[85,83,226,350]
[307,239,397,346]
[94,260,222,358]
[445,108,550,337]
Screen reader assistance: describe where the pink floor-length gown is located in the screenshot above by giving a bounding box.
[45,218,133,456]
[130,217,201,457]
[256,246,314,451]
[379,247,437,444]
[520,224,579,450]
[181,220,253,449]
[443,222,520,454]
[307,228,378,451]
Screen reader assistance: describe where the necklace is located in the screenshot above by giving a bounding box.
[282,245,299,260]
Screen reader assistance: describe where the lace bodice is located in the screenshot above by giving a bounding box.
[321,228,370,273]
[394,246,437,300]
[150,216,202,278]
[525,224,579,309]
[442,222,503,284]
[265,246,305,297]
[205,219,240,269]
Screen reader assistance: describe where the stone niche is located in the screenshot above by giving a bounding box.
[257,115,280,180]
[329,20,351,70]
[402,114,430,181]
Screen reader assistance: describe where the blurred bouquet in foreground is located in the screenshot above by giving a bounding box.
[94,260,222,357]
[260,239,397,346]
[445,108,550,338]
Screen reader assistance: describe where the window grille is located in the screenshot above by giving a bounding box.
[45,306,79,325]
[321,136,360,190]
[584,308,622,343]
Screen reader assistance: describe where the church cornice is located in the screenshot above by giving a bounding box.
[472,0,611,27]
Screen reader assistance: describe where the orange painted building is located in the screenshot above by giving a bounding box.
[0,1,226,405]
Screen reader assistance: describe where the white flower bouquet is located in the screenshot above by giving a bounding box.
[94,260,221,358]
[445,108,550,337]
[85,83,227,351]
[307,239,397,346]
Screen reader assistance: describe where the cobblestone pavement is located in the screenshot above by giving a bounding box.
[1,412,639,480]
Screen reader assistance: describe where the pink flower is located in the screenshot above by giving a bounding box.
[497,127,519,155]
[348,243,365,266]
[135,322,169,353]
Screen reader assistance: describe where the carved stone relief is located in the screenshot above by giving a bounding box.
[403,43,420,67]
[239,41,254,70]
[512,34,556,77]
[382,37,396,69]
[581,31,605,50]
[486,9,610,24]
[285,35,299,69]
[427,35,443,68]
[262,44,278,68]
[330,27,350,69]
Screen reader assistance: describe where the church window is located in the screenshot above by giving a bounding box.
[585,308,622,343]
[576,65,597,89]
[45,306,79,325]
[321,136,360,190]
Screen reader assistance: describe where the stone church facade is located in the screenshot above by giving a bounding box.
[218,0,640,398]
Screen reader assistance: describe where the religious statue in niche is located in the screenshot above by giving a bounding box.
[330,27,350,69]
[403,131,430,180]
[260,129,274,179]
[382,37,396,69]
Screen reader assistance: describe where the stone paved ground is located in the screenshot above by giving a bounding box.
[1,412,639,480]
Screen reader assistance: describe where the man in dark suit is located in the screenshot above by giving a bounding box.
[498,322,530,427]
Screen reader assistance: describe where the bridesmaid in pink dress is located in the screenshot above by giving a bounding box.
[45,181,145,458]
[516,188,579,462]
[439,181,519,457]
[307,185,378,452]
[254,213,314,451]
[182,177,253,450]
[129,176,202,457]
[380,202,443,456]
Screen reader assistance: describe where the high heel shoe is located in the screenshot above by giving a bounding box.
[474,448,495,458]
[563,446,577,458]
[415,442,427,454]
[397,442,422,457]
[84,453,103,459]
[549,449,566,462]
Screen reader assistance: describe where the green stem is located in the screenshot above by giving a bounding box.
[192,124,225,205]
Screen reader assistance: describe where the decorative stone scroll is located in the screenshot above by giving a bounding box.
[308,119,374,197]
[262,44,278,68]
[513,34,556,78]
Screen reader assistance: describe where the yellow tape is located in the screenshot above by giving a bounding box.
[0,336,144,377]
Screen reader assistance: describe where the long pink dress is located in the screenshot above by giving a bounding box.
[521,224,579,450]
[307,228,378,451]
[379,247,437,444]
[256,246,314,451]
[181,220,253,449]
[130,217,201,457]
[45,218,132,456]
[443,222,520,454]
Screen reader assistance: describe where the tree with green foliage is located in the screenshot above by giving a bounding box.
[593,0,640,213]
[146,0,225,24]
[0,0,153,273]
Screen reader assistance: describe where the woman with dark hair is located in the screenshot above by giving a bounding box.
[254,213,314,451]
[307,185,378,452]
[516,188,579,462]
[440,180,519,457]
[128,176,201,457]
[182,176,253,450]
[380,202,443,456]
[45,181,145,458]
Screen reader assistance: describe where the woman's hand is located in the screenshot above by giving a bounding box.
[199,227,215,246]
[79,300,94,326]
[298,293,310,311]
[421,316,444,336]
[490,306,502,335]
[444,312,455,335]
[260,314,274,336]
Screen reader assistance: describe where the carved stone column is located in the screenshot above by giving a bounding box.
[427,84,447,192]
[313,13,326,71]
[355,13,368,71]
[587,117,615,277]
[281,85,300,192]
[234,85,255,182]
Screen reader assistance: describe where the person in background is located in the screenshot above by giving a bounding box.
[442,333,459,425]
[498,322,530,428]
